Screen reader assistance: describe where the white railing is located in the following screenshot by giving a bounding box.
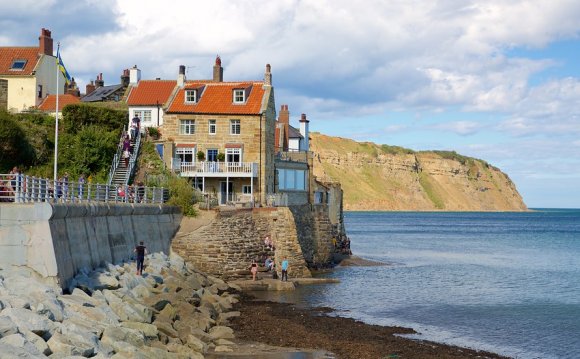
[179,161,258,177]
[0,174,168,204]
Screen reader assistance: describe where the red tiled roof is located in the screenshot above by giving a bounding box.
[38,94,80,112]
[167,81,266,114]
[127,80,177,106]
[0,47,42,76]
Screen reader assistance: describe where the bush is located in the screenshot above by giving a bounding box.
[0,111,36,172]
[62,104,127,134]
[166,176,198,216]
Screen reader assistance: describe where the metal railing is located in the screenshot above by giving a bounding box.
[179,161,258,176]
[107,128,142,186]
[0,174,168,204]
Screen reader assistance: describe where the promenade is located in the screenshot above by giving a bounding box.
[0,173,167,204]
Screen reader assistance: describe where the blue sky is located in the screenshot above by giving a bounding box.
[2,0,579,208]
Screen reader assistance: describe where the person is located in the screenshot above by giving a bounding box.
[281,258,289,282]
[123,149,130,167]
[134,241,147,275]
[122,135,131,152]
[264,257,273,271]
[250,259,258,281]
[136,181,145,203]
[131,115,141,139]
[78,174,85,200]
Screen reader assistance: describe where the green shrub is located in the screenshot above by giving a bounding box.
[62,104,127,134]
[166,176,198,216]
[0,111,36,172]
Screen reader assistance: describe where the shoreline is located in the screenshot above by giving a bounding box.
[229,292,510,359]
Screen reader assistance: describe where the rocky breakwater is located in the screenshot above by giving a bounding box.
[0,252,241,358]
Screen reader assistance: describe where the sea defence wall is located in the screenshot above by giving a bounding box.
[172,206,335,279]
[0,202,181,288]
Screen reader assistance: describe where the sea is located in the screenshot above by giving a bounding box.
[257,209,580,359]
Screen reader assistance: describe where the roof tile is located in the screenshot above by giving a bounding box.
[38,94,80,111]
[127,80,177,106]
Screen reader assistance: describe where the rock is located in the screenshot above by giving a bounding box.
[131,284,152,299]
[214,338,235,346]
[47,331,96,357]
[0,316,18,337]
[185,334,208,354]
[101,326,146,349]
[0,342,42,358]
[157,303,177,322]
[0,333,43,356]
[20,330,51,356]
[0,307,56,339]
[217,311,241,325]
[214,344,234,352]
[208,325,235,340]
[120,321,159,339]
[153,320,179,339]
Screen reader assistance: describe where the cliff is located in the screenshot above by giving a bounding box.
[310,132,527,211]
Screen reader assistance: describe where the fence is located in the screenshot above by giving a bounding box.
[0,173,168,204]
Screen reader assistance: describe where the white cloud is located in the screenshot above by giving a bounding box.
[432,121,483,135]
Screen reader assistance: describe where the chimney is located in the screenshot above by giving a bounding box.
[120,69,130,87]
[95,73,104,88]
[66,77,80,97]
[213,55,223,82]
[86,80,96,96]
[300,113,310,151]
[177,65,186,87]
[264,64,272,86]
[129,65,141,85]
[278,104,290,151]
[39,28,53,56]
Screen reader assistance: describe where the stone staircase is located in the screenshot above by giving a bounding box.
[107,130,141,187]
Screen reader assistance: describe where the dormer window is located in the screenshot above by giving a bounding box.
[185,89,197,103]
[10,59,27,70]
[233,89,245,104]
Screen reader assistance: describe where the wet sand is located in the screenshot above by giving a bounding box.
[229,293,510,359]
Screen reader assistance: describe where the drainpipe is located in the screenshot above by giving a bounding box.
[156,100,160,127]
[259,112,263,206]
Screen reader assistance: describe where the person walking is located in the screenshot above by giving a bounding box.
[134,241,147,275]
[281,258,289,282]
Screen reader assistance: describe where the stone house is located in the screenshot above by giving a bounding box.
[161,57,276,206]
[0,28,70,112]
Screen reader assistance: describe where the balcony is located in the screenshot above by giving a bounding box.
[177,161,258,178]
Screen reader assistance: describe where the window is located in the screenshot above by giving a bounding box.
[242,185,252,194]
[185,89,197,103]
[226,148,241,164]
[37,85,43,99]
[10,59,27,70]
[207,149,218,162]
[208,119,216,134]
[176,147,194,164]
[233,89,245,103]
[180,120,195,135]
[277,169,306,191]
[134,110,152,123]
[230,119,240,135]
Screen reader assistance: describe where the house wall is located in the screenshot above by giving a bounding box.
[0,79,7,110]
[129,106,165,128]
[1,54,65,112]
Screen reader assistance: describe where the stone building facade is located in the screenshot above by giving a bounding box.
[161,58,276,206]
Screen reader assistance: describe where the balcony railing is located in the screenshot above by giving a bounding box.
[177,161,258,177]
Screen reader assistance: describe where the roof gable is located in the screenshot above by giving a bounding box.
[0,47,42,76]
[38,94,80,111]
[127,80,177,106]
[167,81,266,115]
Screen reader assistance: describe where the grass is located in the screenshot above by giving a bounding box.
[418,172,445,209]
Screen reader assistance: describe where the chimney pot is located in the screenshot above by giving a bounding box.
[213,56,223,82]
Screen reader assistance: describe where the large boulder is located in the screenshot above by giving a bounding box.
[0,308,56,339]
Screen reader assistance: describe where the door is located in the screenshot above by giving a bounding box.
[220,181,234,205]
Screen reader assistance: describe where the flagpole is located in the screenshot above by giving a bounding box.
[53,42,60,184]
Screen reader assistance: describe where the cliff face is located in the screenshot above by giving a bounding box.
[310,133,527,211]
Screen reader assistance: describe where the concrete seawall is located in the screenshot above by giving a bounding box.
[0,202,181,288]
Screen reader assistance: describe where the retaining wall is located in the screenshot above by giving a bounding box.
[0,202,181,288]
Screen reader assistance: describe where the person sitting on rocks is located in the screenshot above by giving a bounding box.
[264,257,274,271]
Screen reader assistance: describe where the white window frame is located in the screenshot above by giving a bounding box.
[185,89,197,103]
[233,89,245,103]
[226,148,242,164]
[134,110,152,124]
[208,119,216,135]
[176,147,195,164]
[277,169,306,191]
[230,119,240,135]
[180,119,195,135]
[242,185,252,194]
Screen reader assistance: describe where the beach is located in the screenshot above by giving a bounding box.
[229,292,508,359]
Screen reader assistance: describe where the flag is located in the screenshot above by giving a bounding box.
[56,47,72,85]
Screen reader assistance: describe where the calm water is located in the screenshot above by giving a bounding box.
[260,210,580,359]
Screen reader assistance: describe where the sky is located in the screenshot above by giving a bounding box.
[1,0,579,208]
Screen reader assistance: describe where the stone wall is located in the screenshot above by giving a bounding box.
[0,202,181,288]
[172,206,332,279]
